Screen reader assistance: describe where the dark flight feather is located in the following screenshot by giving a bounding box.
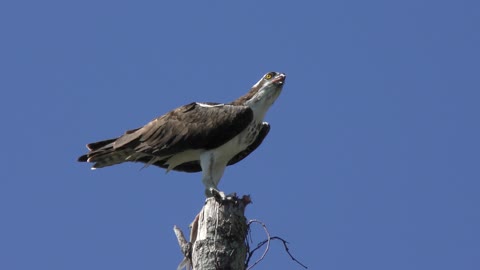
[78,102,256,170]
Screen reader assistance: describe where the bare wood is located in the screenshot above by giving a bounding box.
[174,225,192,270]
[175,195,251,270]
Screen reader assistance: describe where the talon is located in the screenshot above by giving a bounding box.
[207,188,240,203]
[209,187,226,201]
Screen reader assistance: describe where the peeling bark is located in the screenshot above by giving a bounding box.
[175,195,251,270]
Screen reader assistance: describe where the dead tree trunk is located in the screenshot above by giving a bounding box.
[175,195,251,270]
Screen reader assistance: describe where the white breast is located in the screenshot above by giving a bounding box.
[210,121,261,164]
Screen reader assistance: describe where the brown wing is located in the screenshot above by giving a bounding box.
[147,122,270,172]
[116,102,253,154]
[78,102,253,169]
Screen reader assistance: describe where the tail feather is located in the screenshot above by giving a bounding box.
[78,136,155,169]
[78,138,117,163]
[89,149,136,168]
[78,129,171,170]
[86,138,116,151]
[78,154,88,162]
[78,137,134,168]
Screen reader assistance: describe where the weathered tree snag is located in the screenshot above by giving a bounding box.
[175,195,251,270]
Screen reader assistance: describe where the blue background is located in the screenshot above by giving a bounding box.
[1,1,479,269]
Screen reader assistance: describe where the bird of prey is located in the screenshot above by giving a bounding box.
[78,71,286,197]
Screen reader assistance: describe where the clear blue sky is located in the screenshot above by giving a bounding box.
[1,1,479,269]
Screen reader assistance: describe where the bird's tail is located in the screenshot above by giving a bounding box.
[78,138,135,169]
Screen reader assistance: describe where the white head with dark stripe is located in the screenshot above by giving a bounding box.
[232,72,286,118]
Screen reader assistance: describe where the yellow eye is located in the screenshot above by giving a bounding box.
[265,72,274,80]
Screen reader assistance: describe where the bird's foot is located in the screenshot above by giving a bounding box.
[207,188,237,203]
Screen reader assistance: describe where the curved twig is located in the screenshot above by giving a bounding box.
[245,219,307,269]
[246,219,271,269]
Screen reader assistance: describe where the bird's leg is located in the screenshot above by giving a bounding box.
[202,179,227,200]
[200,152,229,200]
[201,172,222,198]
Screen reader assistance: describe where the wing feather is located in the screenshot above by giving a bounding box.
[117,102,253,156]
[147,122,271,172]
[78,102,254,169]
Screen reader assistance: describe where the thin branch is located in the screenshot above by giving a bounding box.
[269,236,308,269]
[245,220,308,269]
[246,220,271,270]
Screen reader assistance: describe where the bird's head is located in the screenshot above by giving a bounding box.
[232,72,286,111]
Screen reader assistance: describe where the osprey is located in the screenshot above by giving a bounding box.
[78,71,286,197]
